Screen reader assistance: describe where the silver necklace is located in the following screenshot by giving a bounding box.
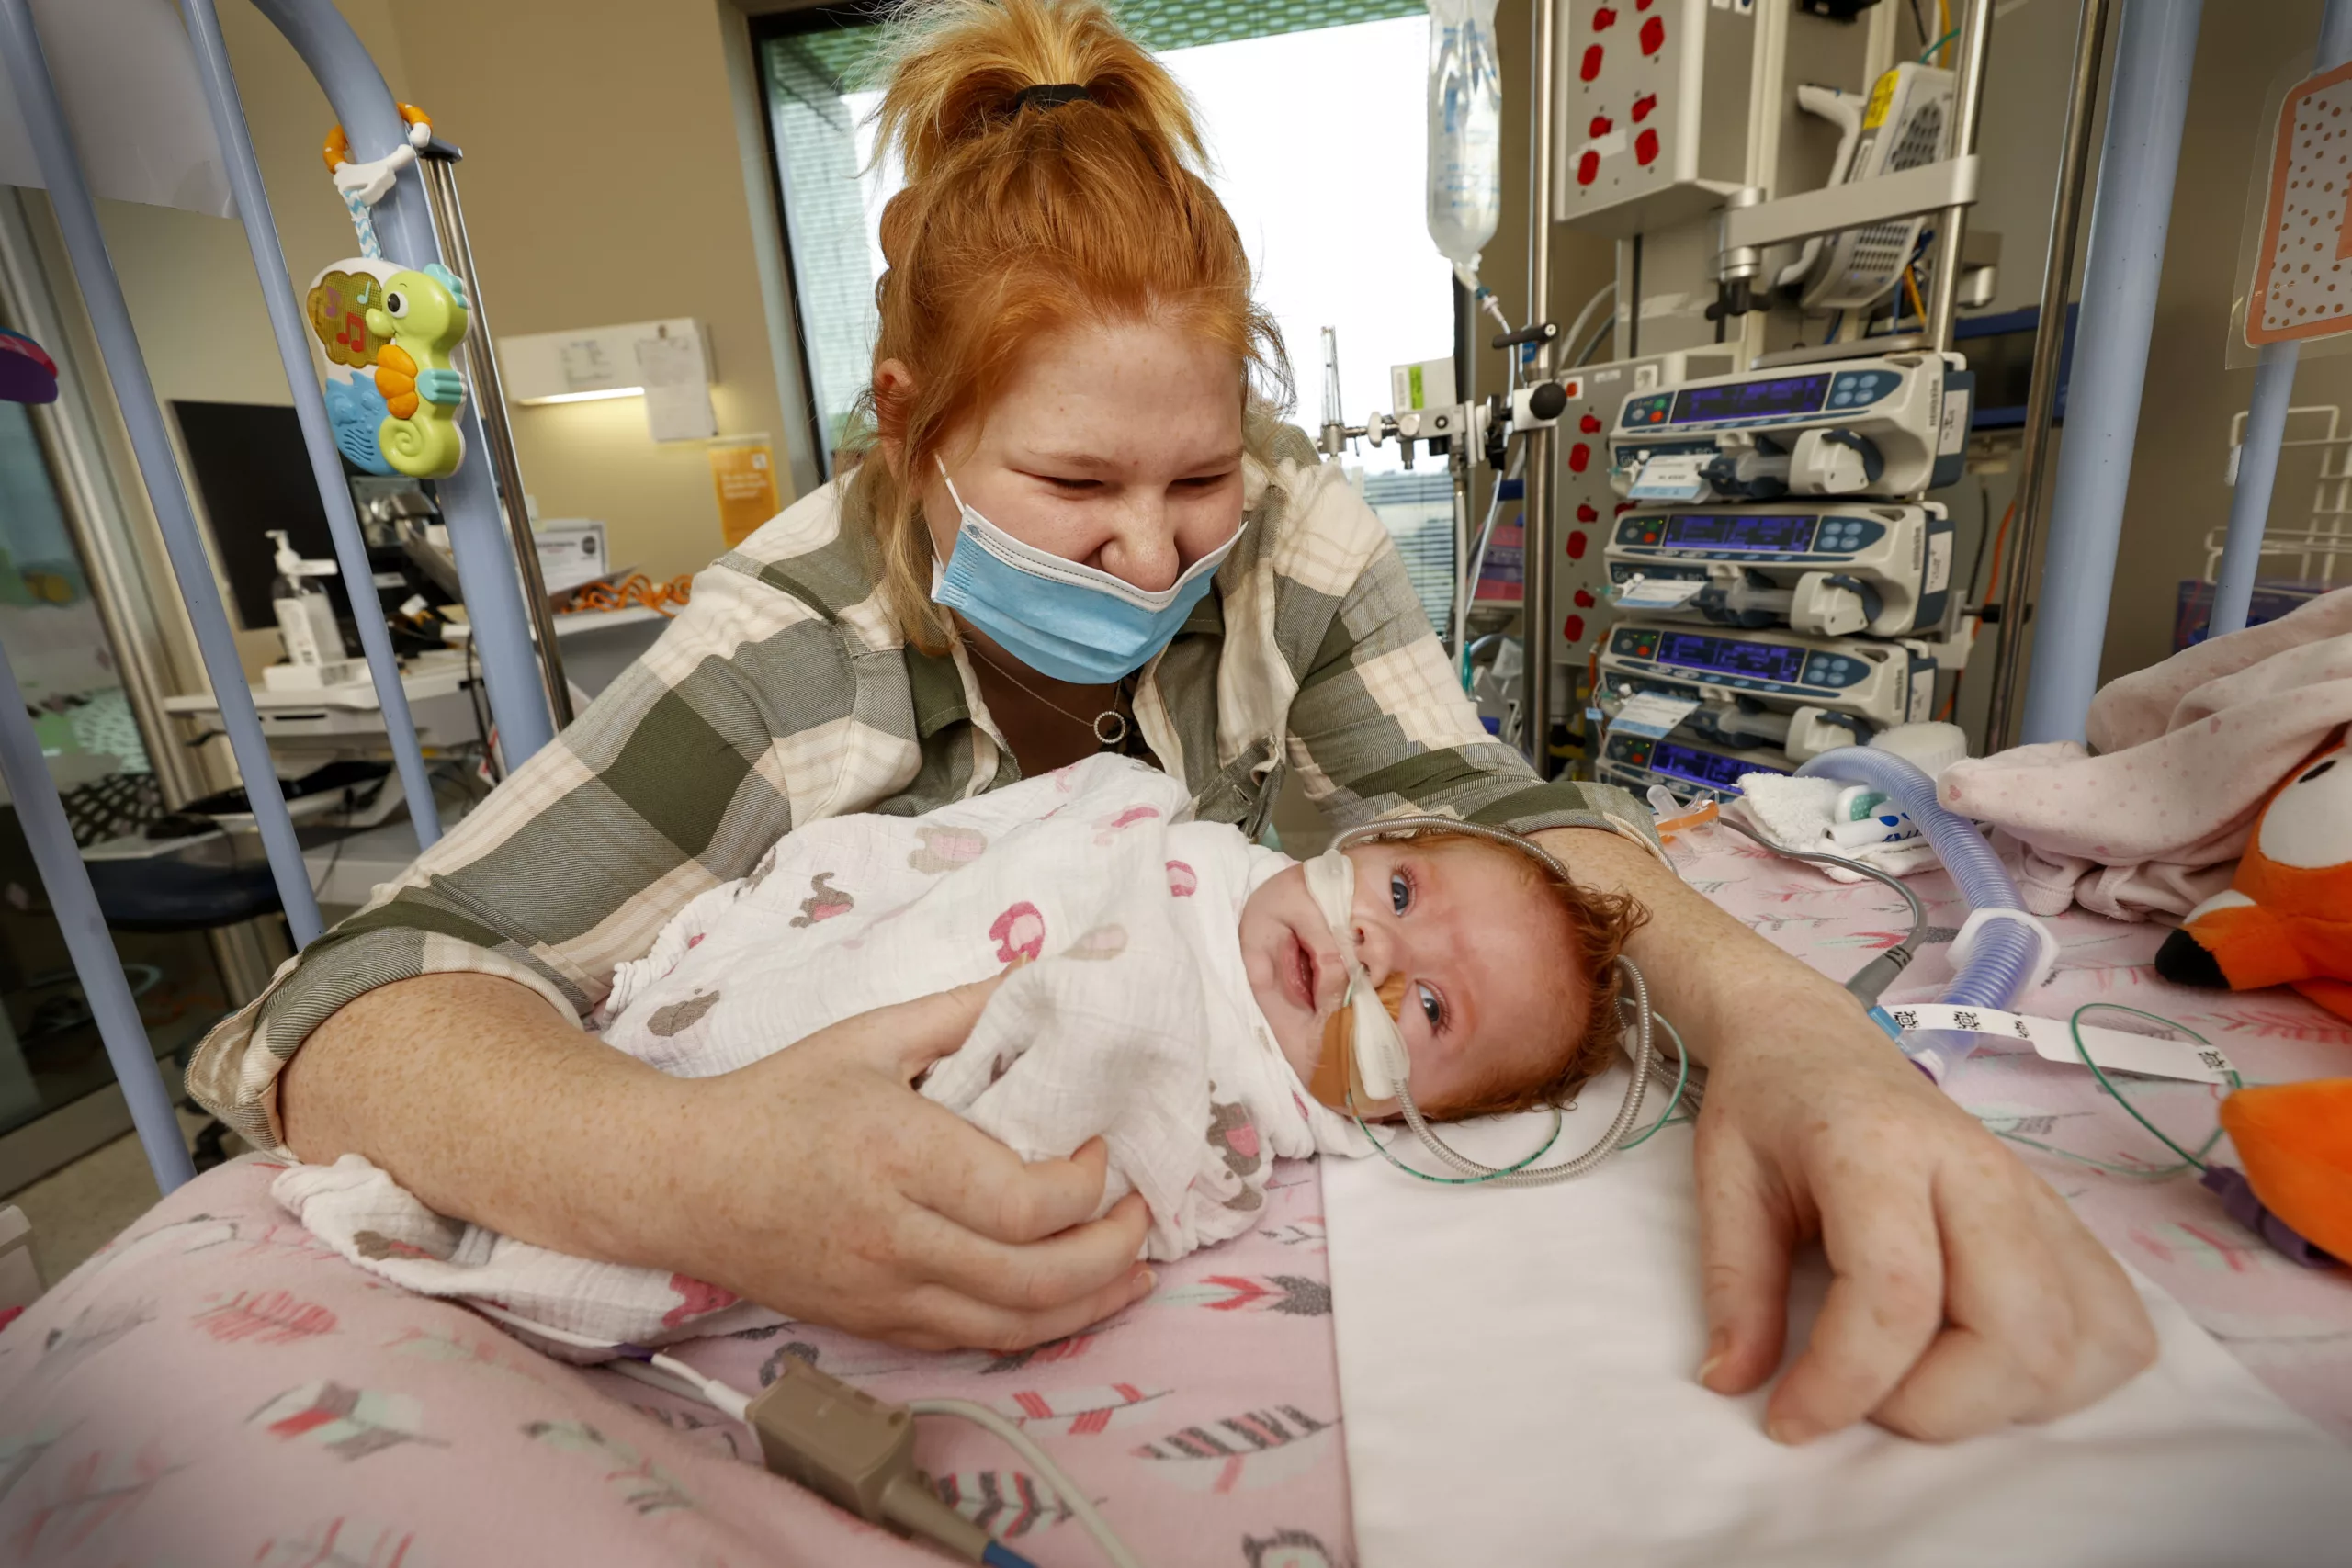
[968,644,1131,748]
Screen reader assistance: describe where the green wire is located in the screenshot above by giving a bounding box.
[1919,26,1959,62]
[1349,1098,1565,1185]
[1348,1007,1694,1183]
[1620,1012,1692,1151]
[1990,1130,2207,1179]
[2062,1002,2237,1176]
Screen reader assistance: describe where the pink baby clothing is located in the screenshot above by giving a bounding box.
[1937,588,2352,920]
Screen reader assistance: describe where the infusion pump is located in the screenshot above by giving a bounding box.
[1609,352,1973,503]
[1597,617,1935,735]
[1603,501,1953,638]
[1598,730,1792,802]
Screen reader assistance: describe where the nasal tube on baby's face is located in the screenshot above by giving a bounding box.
[1305,973,1410,1111]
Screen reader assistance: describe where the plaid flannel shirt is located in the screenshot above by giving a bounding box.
[187,427,1655,1150]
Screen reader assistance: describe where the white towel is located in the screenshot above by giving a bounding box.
[1732,773,1943,881]
[275,755,1366,1346]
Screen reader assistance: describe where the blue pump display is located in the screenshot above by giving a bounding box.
[1793,747,2047,1081]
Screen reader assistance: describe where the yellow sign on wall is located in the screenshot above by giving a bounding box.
[710,440,781,547]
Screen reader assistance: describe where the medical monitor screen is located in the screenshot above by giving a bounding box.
[1656,631,1808,683]
[1653,742,1778,791]
[1659,513,1817,552]
[1670,374,1829,425]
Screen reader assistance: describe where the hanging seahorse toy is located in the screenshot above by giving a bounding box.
[302,102,469,480]
[365,264,470,479]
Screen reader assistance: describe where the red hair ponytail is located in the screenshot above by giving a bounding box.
[844,0,1292,652]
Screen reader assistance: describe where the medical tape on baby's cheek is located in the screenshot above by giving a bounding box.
[1303,845,1410,1106]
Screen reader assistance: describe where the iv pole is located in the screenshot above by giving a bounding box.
[1521,0,1560,775]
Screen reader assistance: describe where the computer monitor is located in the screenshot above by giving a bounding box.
[171,400,358,629]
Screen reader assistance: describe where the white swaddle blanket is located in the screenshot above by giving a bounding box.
[276,755,1364,1345]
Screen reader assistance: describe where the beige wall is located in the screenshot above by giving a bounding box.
[102,0,795,586]
[386,0,797,579]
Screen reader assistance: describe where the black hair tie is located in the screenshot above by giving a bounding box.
[1013,82,1091,111]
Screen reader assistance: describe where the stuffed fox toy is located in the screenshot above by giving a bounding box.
[2157,733,2352,1020]
[2157,732,2352,1267]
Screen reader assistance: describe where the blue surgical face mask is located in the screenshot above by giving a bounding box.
[929,459,1244,684]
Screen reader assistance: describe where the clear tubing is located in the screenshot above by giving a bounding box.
[1795,747,2040,1080]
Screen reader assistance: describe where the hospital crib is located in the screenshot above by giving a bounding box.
[0,0,2341,1208]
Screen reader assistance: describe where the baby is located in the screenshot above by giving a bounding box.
[278,754,1641,1344]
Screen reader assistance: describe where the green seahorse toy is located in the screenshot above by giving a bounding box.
[365,262,470,479]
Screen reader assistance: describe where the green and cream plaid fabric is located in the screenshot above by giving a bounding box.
[186,427,1653,1151]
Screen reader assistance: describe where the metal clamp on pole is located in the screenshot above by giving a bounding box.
[414,141,572,729]
[1718,156,1982,255]
[176,0,446,850]
[0,0,325,946]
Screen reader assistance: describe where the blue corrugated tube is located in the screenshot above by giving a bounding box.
[1795,747,2044,1081]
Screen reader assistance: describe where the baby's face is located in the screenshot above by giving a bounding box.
[1239,838,1589,1116]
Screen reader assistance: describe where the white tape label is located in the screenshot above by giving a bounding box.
[1628,454,1709,502]
[1613,576,1707,610]
[1925,531,1952,594]
[1937,386,1969,457]
[1609,693,1702,739]
[1882,1002,2237,1084]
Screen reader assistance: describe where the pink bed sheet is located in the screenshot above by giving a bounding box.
[0,1156,1349,1566]
[6,829,2350,1564]
[1675,823,2352,1440]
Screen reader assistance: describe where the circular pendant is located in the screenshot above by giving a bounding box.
[1093,709,1130,749]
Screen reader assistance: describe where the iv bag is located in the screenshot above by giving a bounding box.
[1427,0,1503,276]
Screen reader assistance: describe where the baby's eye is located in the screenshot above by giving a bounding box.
[1416,984,1443,1031]
[1390,870,1411,914]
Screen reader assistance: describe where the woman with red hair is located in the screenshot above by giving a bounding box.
[191,0,2152,1443]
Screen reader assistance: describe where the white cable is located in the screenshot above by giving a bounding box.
[910,1399,1146,1568]
[606,1356,721,1407]
[466,1301,751,1421]
[1558,281,1616,371]
[467,1302,1136,1566]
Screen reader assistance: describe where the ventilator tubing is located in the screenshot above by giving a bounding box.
[1795,747,2043,1081]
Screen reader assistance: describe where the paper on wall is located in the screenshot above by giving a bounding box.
[638,329,716,443]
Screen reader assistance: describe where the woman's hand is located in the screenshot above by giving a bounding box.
[1690,989,2158,1442]
[672,976,1156,1351]
[1532,825,2158,1441]
[286,971,1151,1354]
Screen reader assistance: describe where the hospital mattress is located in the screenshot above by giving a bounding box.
[1327,821,2352,1566]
